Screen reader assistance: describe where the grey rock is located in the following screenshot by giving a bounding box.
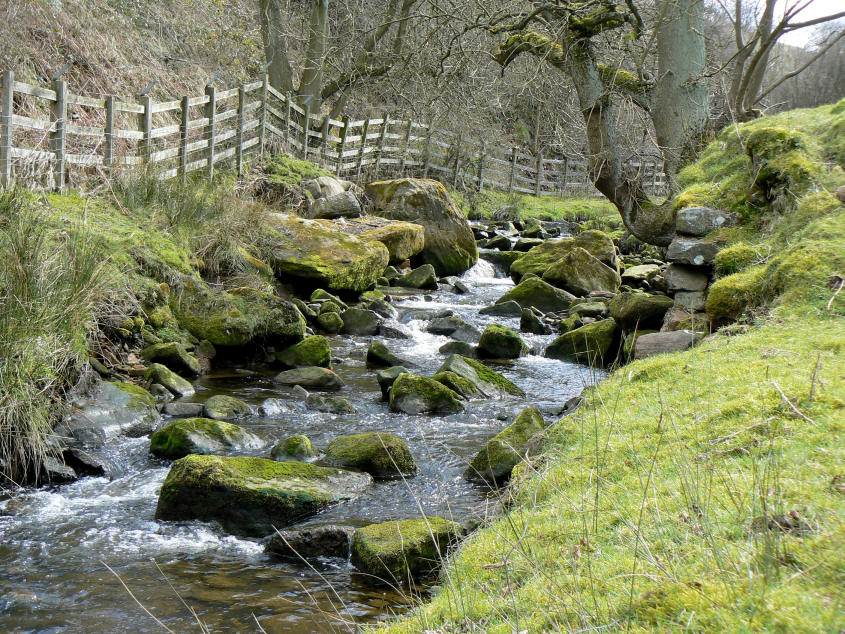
[520,308,550,335]
[376,366,409,401]
[664,263,709,292]
[41,457,77,484]
[676,206,736,236]
[340,308,381,336]
[394,264,438,289]
[266,525,355,561]
[479,300,523,317]
[438,341,477,357]
[274,367,346,391]
[305,393,357,414]
[666,238,719,267]
[674,291,707,311]
[634,330,702,359]
[163,401,204,417]
[310,191,361,219]
[426,316,481,342]
[259,398,288,417]
[366,340,408,368]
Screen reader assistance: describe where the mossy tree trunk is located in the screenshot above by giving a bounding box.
[493,0,709,246]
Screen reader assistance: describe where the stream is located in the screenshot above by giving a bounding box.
[0,258,603,633]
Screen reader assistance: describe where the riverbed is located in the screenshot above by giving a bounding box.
[0,258,603,632]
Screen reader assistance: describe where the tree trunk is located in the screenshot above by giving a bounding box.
[299,0,329,112]
[653,0,709,185]
[568,40,676,246]
[258,0,294,94]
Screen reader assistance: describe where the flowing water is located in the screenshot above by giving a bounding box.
[0,259,603,633]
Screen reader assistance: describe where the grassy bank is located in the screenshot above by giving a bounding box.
[450,188,623,233]
[377,102,845,631]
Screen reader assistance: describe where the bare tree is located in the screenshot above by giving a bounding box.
[713,0,845,121]
[258,0,420,116]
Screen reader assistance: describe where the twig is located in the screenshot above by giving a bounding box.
[772,381,816,425]
[826,275,843,310]
[102,561,177,633]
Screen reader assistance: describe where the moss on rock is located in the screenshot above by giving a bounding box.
[324,432,417,478]
[203,395,251,420]
[609,292,674,330]
[149,417,261,459]
[351,517,461,582]
[271,435,315,460]
[389,373,465,415]
[706,268,765,323]
[477,324,528,359]
[715,242,763,276]
[258,214,389,292]
[545,318,619,366]
[432,370,478,399]
[276,335,331,368]
[495,277,575,314]
[170,277,305,347]
[437,355,525,397]
[465,407,545,484]
[155,455,372,537]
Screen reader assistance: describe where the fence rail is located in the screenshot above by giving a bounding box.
[0,69,668,196]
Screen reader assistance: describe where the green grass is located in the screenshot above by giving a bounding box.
[374,101,845,633]
[450,188,623,233]
[0,190,108,483]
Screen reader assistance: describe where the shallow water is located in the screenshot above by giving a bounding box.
[0,259,603,633]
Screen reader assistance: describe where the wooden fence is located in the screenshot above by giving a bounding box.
[0,69,668,195]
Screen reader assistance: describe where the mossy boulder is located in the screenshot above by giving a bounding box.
[394,264,437,289]
[545,318,619,366]
[705,268,764,323]
[170,277,305,348]
[365,178,478,275]
[426,315,481,342]
[316,311,344,333]
[140,342,201,376]
[495,277,575,314]
[324,432,417,478]
[389,373,465,415]
[305,393,357,414]
[149,417,261,459]
[510,230,616,282]
[366,340,407,368]
[437,354,524,397]
[609,291,674,330]
[542,247,621,296]
[276,336,331,368]
[258,213,389,292]
[477,325,528,359]
[360,220,426,264]
[311,288,348,309]
[145,363,195,398]
[350,518,461,582]
[155,455,372,537]
[465,407,545,484]
[271,435,315,460]
[58,380,161,444]
[203,395,251,420]
[432,370,478,399]
[274,367,345,390]
[621,264,660,286]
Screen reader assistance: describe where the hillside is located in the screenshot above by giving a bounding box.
[376,101,845,632]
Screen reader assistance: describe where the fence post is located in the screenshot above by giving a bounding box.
[180,95,190,183]
[508,147,517,194]
[336,116,349,176]
[1,70,14,188]
[422,123,433,178]
[476,141,486,192]
[452,133,462,188]
[284,92,292,151]
[559,156,568,195]
[258,74,269,158]
[302,105,311,161]
[104,95,115,169]
[236,84,246,176]
[51,78,67,192]
[535,152,543,196]
[399,119,413,175]
[355,118,370,182]
[205,84,216,182]
[319,115,329,168]
[140,94,152,166]
[373,112,389,180]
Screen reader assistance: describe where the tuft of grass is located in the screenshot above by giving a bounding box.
[0,189,108,483]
